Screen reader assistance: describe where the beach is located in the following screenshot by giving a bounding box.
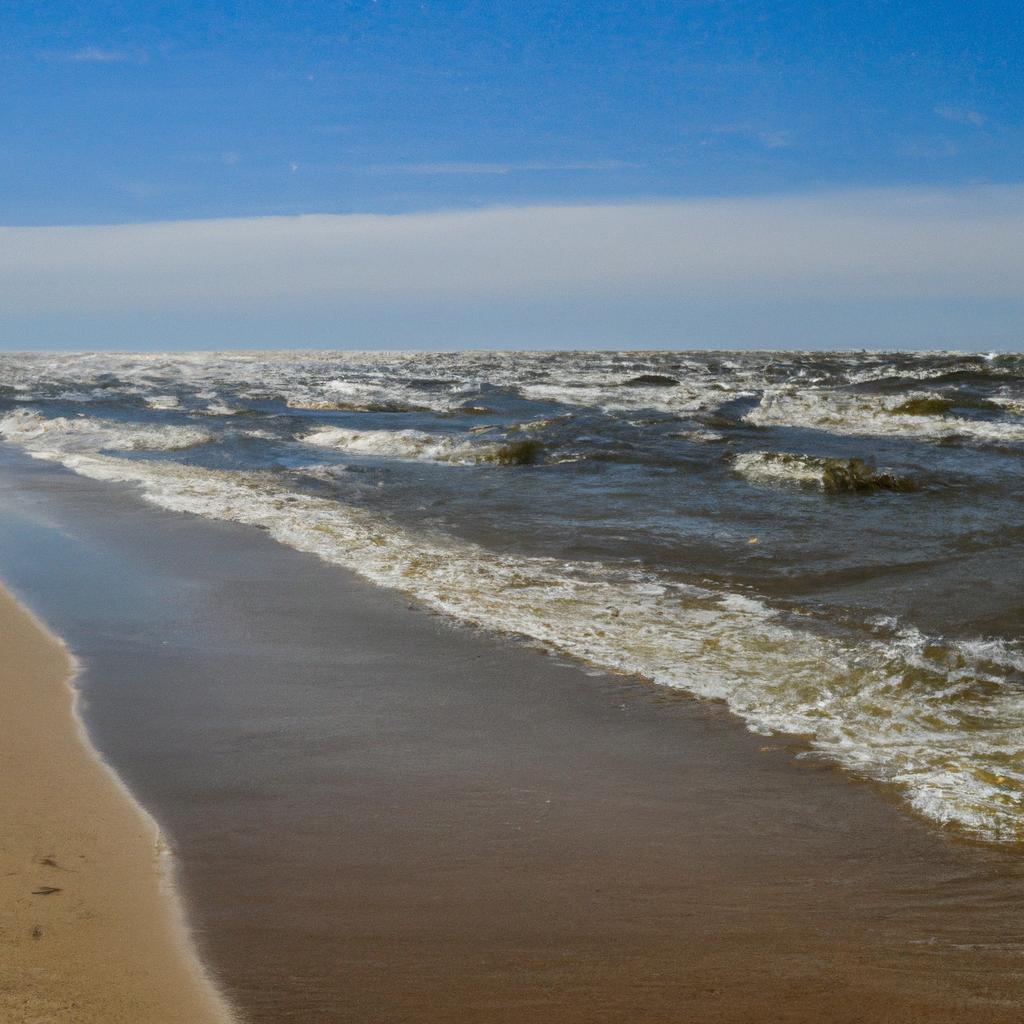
[0,581,231,1022]
[3,0,1024,1013]
[1,443,1023,1023]
[2,0,1022,1017]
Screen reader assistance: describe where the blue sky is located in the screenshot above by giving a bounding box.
[1,1,1022,348]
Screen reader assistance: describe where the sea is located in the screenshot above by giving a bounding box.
[1,348,1022,843]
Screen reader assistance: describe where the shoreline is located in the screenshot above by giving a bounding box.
[0,583,234,1024]
[2,449,1024,1022]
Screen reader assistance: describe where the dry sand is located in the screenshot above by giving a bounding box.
[0,584,233,1024]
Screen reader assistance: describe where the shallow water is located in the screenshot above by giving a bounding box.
[2,450,1024,1024]
[1,349,1022,840]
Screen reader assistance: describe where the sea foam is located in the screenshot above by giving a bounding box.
[302,426,498,464]
[746,389,1024,444]
[0,410,212,453]
[4,425,1023,842]
[2,351,1023,843]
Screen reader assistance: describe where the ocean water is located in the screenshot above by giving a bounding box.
[1,349,1022,842]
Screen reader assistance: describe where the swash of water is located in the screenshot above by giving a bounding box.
[1,350,1022,841]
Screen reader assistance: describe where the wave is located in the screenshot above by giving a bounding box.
[517,380,732,418]
[3,431,1023,842]
[732,451,917,492]
[0,410,212,453]
[3,351,1020,433]
[301,426,542,465]
[745,389,1024,443]
[285,378,464,414]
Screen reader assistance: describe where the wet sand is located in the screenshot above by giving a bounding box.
[0,446,1022,1023]
[0,586,232,1022]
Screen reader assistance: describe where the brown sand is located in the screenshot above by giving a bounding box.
[0,585,233,1024]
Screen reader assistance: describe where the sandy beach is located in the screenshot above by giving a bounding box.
[1,447,1023,1023]
[0,582,232,1023]
[2,1,1022,1018]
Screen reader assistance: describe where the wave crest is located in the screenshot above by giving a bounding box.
[732,451,917,492]
[0,410,212,454]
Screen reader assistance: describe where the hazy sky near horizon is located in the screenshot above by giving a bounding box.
[2,1,1022,350]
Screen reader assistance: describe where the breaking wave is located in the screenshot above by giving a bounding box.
[0,410,212,453]
[300,426,540,465]
[2,429,1022,841]
[2,349,1023,845]
[732,451,917,492]
[746,389,1024,444]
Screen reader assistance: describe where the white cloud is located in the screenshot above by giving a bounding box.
[372,160,637,175]
[1,186,1023,348]
[41,46,148,64]
[934,105,986,128]
[121,181,166,199]
[709,125,793,149]
[757,130,793,149]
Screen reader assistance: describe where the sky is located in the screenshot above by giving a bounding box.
[1,0,1022,350]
